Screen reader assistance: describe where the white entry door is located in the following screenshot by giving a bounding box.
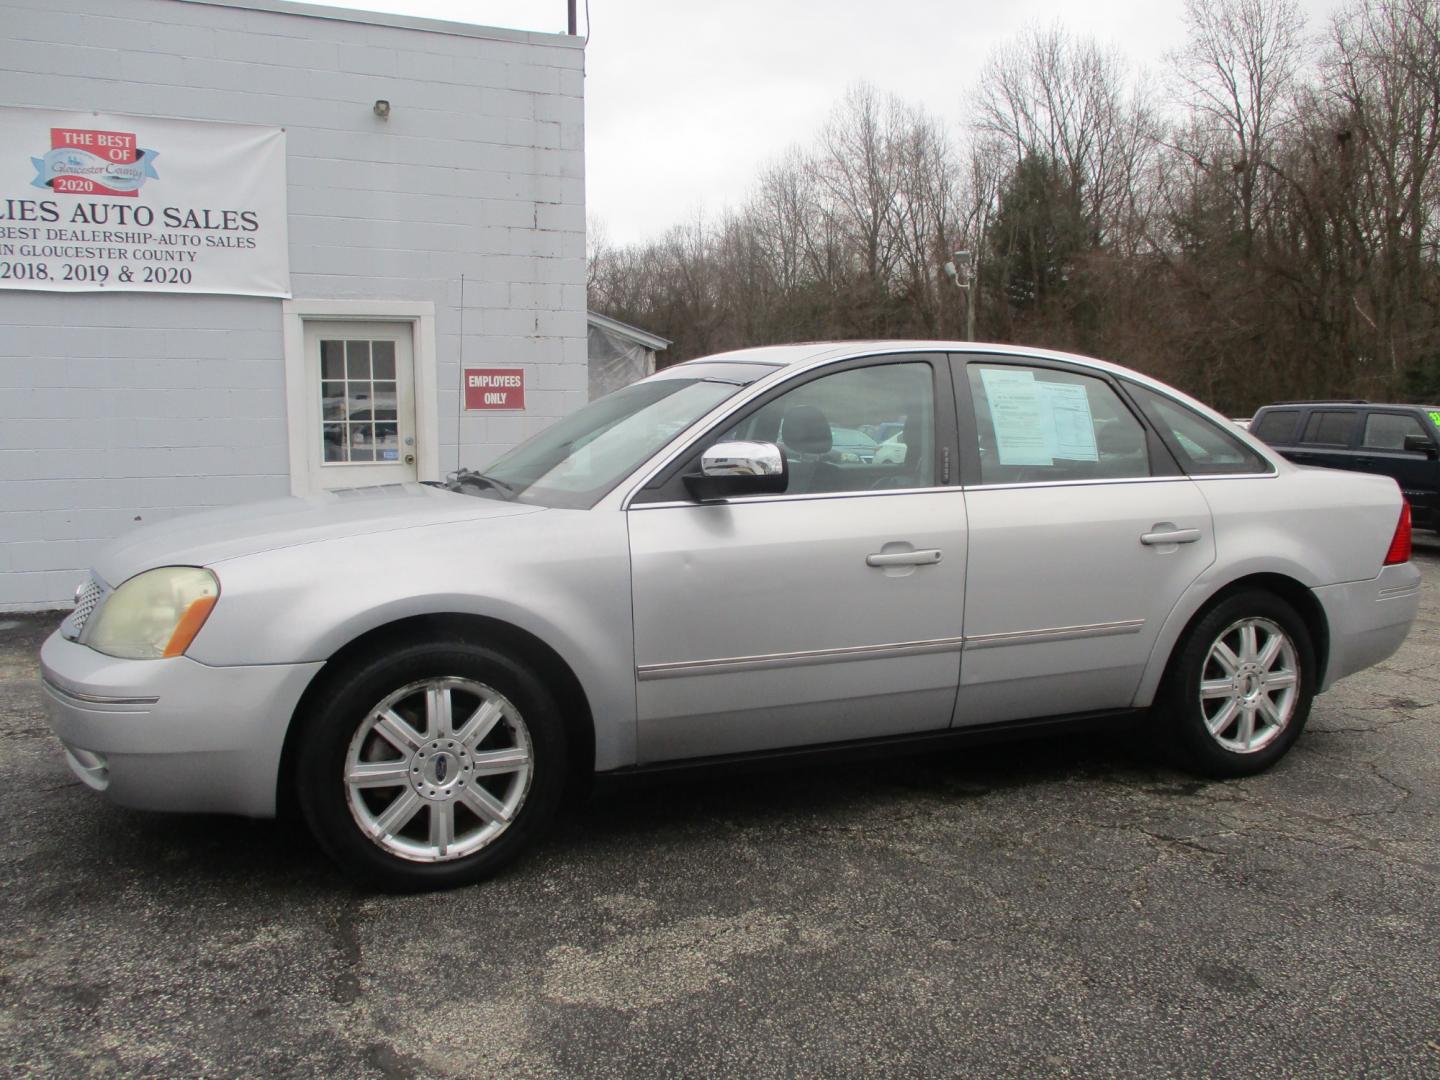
[305,321,418,490]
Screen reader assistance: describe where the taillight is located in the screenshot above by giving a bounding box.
[1385,501,1412,565]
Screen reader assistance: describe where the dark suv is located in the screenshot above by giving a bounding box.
[1249,400,1440,528]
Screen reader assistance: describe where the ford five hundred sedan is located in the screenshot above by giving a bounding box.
[41,343,1421,890]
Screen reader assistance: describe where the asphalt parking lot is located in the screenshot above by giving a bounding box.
[2,553,1438,1080]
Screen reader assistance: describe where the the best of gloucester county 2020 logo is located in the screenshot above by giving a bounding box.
[31,126,159,197]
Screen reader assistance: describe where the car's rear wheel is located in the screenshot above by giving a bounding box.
[1155,590,1316,777]
[295,640,567,890]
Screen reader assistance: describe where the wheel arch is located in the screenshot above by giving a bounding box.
[1136,571,1330,708]
[275,612,596,819]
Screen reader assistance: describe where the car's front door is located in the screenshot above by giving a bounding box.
[952,358,1217,725]
[1355,410,1440,513]
[627,355,966,763]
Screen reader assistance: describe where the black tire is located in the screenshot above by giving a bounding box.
[1153,589,1317,778]
[295,639,568,891]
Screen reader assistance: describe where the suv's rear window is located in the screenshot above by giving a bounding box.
[1252,408,1300,443]
[1301,410,1360,446]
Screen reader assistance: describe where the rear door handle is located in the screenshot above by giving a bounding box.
[866,549,943,567]
[1140,529,1201,546]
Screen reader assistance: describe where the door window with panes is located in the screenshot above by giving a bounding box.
[304,321,417,489]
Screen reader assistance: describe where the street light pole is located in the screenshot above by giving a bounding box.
[942,249,976,341]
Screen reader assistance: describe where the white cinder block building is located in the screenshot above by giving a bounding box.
[0,0,587,610]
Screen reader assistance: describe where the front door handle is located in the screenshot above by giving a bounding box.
[1140,528,1201,546]
[866,548,943,567]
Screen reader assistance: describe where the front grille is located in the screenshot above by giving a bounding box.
[62,578,104,640]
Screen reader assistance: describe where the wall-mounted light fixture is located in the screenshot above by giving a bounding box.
[373,99,391,119]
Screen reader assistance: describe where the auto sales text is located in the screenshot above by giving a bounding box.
[0,198,260,231]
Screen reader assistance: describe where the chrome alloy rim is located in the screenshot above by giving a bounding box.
[1199,617,1300,754]
[343,677,533,863]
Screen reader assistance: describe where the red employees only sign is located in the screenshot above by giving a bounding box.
[464,368,526,411]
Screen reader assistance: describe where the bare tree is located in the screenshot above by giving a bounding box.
[1171,0,1308,250]
[1328,0,1440,387]
[975,24,1151,246]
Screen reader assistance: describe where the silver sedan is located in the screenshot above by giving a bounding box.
[40,343,1421,890]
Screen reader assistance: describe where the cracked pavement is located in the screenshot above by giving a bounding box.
[2,547,1439,1079]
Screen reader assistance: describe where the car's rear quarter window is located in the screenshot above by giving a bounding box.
[1127,383,1271,475]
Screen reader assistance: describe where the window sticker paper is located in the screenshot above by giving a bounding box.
[1037,381,1099,462]
[981,368,1053,466]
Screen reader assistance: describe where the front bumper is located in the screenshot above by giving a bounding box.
[39,631,323,818]
[1314,562,1423,692]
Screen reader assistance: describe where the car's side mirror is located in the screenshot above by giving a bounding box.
[1403,433,1438,459]
[683,441,788,502]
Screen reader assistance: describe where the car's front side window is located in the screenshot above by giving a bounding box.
[718,362,936,495]
[1363,412,1427,451]
[966,364,1150,484]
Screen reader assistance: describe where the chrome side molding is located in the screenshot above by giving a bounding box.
[962,619,1145,650]
[637,636,966,681]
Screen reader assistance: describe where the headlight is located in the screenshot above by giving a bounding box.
[85,567,220,660]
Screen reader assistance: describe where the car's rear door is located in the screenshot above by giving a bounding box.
[627,353,966,763]
[951,358,1216,725]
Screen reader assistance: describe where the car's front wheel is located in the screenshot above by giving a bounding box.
[295,640,567,890]
[1155,590,1316,777]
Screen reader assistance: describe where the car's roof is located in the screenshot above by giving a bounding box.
[678,340,1153,381]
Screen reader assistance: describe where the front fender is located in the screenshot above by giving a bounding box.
[187,509,638,771]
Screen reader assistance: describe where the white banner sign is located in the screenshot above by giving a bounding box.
[0,108,289,297]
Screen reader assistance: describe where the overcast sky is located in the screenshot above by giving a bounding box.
[305,0,1345,246]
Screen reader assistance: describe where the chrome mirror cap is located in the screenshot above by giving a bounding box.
[685,441,788,501]
[700,441,784,478]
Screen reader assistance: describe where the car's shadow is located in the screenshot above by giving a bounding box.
[85,729,1151,897]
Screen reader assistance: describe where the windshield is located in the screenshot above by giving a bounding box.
[467,368,769,508]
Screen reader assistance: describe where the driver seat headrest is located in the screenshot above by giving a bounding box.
[780,405,832,456]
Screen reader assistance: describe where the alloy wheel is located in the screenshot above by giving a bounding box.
[342,677,533,862]
[1198,616,1300,754]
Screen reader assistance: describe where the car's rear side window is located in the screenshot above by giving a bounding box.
[1126,383,1271,475]
[1301,410,1360,447]
[1252,408,1300,443]
[1362,412,1427,450]
[967,364,1151,484]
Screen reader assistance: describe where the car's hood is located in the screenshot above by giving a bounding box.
[94,484,545,586]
